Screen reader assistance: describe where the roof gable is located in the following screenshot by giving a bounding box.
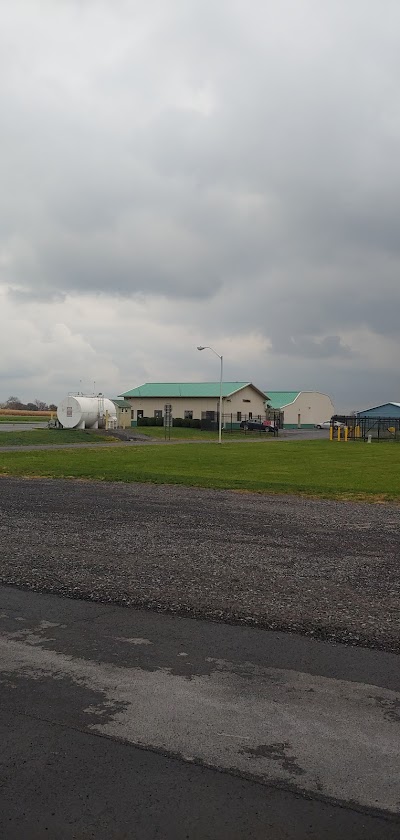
[119,382,268,399]
[358,402,400,414]
[112,398,131,408]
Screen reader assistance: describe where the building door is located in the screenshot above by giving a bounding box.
[297,413,301,428]
[201,410,216,430]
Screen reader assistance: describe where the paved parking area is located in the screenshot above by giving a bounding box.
[0,422,48,432]
[1,586,399,836]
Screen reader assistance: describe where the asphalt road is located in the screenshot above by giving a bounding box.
[0,423,326,436]
[0,586,399,839]
[0,427,329,450]
[0,422,49,432]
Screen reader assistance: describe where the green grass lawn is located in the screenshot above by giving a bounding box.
[0,430,114,447]
[0,416,48,423]
[0,440,399,501]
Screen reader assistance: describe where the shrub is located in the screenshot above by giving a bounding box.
[137,416,164,427]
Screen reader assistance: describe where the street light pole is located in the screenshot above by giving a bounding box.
[197,345,223,444]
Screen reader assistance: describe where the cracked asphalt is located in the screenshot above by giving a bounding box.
[0,586,399,838]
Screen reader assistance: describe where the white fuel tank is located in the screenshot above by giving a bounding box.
[57,395,117,430]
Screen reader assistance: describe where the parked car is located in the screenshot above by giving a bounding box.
[240,420,278,433]
[315,420,345,429]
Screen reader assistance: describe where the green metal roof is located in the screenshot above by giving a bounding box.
[112,398,131,408]
[119,382,268,399]
[265,391,300,408]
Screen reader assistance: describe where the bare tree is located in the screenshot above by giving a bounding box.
[5,396,24,410]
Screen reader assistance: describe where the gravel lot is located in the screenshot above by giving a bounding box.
[0,476,399,653]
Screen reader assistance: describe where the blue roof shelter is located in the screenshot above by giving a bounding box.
[357,402,400,418]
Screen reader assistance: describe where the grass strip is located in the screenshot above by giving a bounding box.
[0,417,46,423]
[1,440,400,501]
[0,430,113,447]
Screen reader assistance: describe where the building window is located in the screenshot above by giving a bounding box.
[237,411,242,421]
[154,410,163,419]
[184,410,193,419]
[137,410,144,420]
[131,410,134,419]
[249,412,252,419]
[243,399,251,403]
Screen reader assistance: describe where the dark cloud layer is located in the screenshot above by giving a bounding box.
[1,1,400,407]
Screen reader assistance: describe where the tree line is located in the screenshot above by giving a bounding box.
[1,396,57,411]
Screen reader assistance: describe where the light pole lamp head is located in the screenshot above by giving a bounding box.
[197,346,205,351]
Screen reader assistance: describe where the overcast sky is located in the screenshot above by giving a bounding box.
[1,0,400,412]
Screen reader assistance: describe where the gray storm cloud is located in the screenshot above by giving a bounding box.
[1,0,400,407]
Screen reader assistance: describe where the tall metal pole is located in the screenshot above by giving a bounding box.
[218,354,223,444]
[197,345,224,444]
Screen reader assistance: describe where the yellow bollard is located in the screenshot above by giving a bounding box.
[337,426,341,441]
[344,426,348,442]
[329,425,333,441]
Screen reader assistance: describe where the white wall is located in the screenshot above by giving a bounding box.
[282,392,334,427]
[222,385,267,419]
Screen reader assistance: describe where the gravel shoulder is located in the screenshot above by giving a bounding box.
[0,476,399,653]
